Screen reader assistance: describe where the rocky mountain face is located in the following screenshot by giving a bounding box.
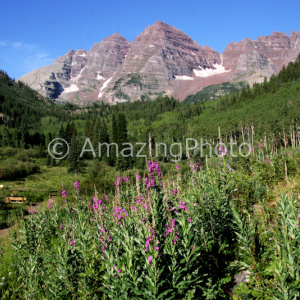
[18,33,132,104]
[18,21,300,104]
[222,31,300,84]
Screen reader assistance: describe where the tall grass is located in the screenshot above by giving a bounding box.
[0,146,299,299]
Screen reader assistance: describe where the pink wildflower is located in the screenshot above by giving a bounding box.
[62,190,68,198]
[74,181,80,189]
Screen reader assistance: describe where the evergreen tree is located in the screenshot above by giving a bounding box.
[20,118,29,148]
[93,116,101,156]
[99,119,110,162]
[46,154,51,166]
[50,157,56,167]
[84,118,92,139]
[110,114,118,166]
[65,121,77,144]
[70,121,77,140]
[57,122,67,162]
[65,121,72,144]
[45,132,53,150]
[67,136,83,173]
[116,112,131,170]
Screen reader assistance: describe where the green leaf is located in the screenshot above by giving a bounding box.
[157,289,173,299]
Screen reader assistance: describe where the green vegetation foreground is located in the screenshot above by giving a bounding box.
[0,144,300,299]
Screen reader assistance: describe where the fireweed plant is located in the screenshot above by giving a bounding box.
[1,145,300,299]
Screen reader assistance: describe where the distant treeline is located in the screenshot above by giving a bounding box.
[0,53,299,170]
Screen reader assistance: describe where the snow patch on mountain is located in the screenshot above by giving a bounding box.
[63,84,79,93]
[175,75,194,80]
[98,76,113,98]
[96,72,105,80]
[193,64,231,78]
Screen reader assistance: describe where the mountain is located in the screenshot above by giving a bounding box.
[18,21,300,104]
[18,33,132,105]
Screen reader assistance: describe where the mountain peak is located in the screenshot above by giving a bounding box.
[271,31,288,37]
[103,32,127,42]
[153,20,166,27]
[151,20,179,32]
[18,22,300,104]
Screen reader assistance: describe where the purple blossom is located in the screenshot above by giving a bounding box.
[148,160,161,176]
[62,190,68,198]
[93,197,106,214]
[112,207,128,223]
[164,219,177,237]
[114,177,122,187]
[172,190,178,196]
[190,162,199,174]
[145,234,155,252]
[179,201,188,211]
[74,181,80,189]
[218,146,227,157]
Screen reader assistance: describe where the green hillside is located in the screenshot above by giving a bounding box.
[184,81,247,103]
[0,54,299,176]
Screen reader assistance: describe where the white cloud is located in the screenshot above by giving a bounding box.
[12,41,38,52]
[0,40,54,78]
[24,51,54,70]
[11,41,23,48]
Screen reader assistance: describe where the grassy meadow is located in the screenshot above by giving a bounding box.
[0,143,300,299]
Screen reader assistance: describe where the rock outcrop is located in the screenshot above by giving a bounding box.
[18,22,300,104]
[223,31,300,84]
[18,34,132,104]
[103,21,222,103]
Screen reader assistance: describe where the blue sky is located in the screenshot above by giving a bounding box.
[0,0,299,79]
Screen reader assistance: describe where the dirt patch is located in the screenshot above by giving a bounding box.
[0,228,9,237]
[0,202,44,236]
[24,203,43,219]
